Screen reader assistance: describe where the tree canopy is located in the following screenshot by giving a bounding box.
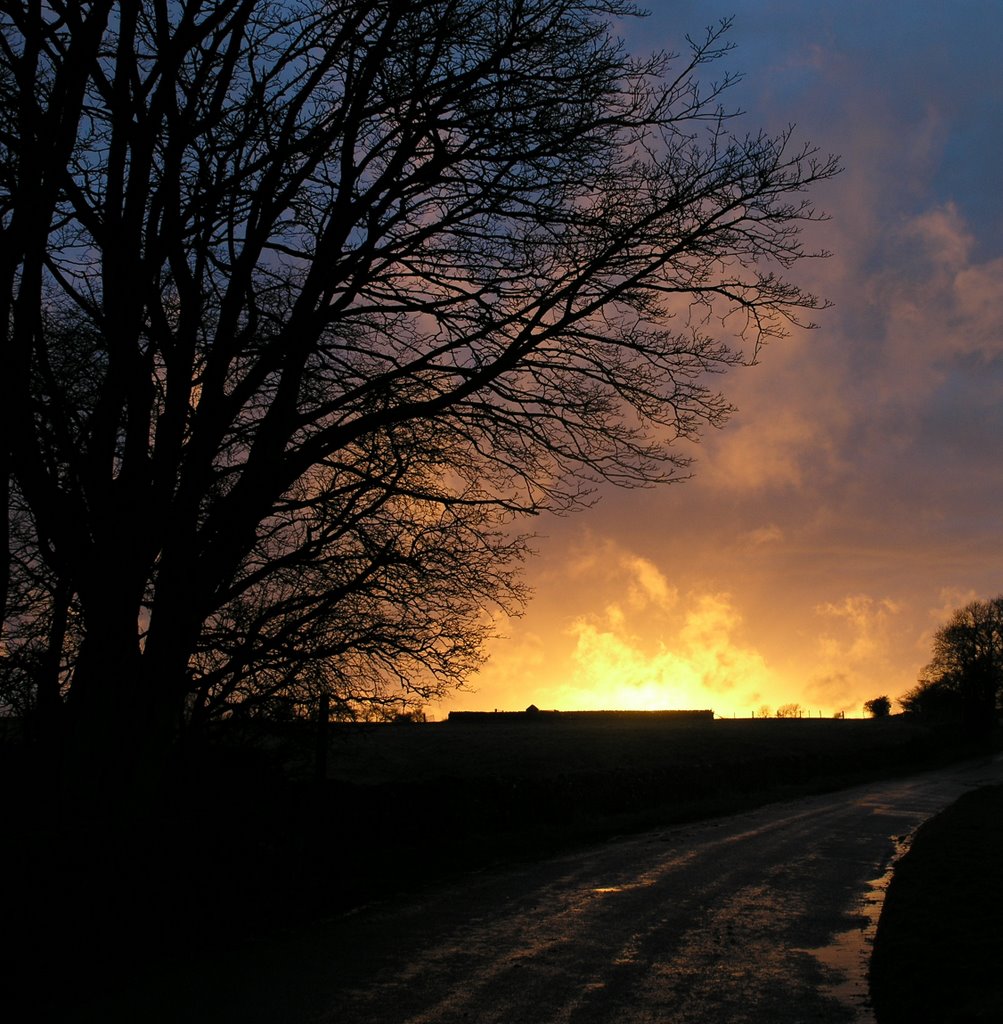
[863,695,890,718]
[0,1,838,788]
[901,597,1003,735]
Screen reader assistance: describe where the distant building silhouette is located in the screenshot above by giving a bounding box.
[447,708,714,723]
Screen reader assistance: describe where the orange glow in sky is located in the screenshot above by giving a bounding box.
[436,540,926,719]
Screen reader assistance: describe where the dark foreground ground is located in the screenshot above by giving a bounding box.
[869,782,1003,1024]
[1,714,996,1020]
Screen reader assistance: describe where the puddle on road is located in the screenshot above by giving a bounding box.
[803,832,914,1022]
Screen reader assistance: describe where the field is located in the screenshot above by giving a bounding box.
[318,713,940,788]
[201,712,970,919]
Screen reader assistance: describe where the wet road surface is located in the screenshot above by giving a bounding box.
[93,755,1003,1023]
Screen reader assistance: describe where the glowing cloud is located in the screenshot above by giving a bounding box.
[442,539,785,717]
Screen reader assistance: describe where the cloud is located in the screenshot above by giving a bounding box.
[700,408,831,492]
[559,585,776,713]
[744,524,784,547]
[621,554,677,609]
[880,205,1003,372]
[813,595,901,662]
[928,587,980,625]
[804,596,905,710]
[904,203,972,270]
[953,259,1003,353]
[450,538,782,715]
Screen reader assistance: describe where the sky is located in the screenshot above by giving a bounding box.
[434,0,1003,720]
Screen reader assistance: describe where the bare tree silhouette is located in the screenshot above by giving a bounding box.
[0,1,838,792]
[902,596,1003,735]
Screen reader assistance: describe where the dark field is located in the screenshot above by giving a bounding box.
[216,712,973,913]
[319,713,942,789]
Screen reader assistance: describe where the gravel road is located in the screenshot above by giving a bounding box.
[89,754,1003,1024]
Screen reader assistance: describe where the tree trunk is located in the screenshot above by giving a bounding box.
[61,580,165,816]
[65,635,138,789]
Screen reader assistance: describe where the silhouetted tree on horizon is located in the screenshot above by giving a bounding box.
[0,0,838,798]
[900,597,1003,736]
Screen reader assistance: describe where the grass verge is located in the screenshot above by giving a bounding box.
[869,783,1003,1024]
